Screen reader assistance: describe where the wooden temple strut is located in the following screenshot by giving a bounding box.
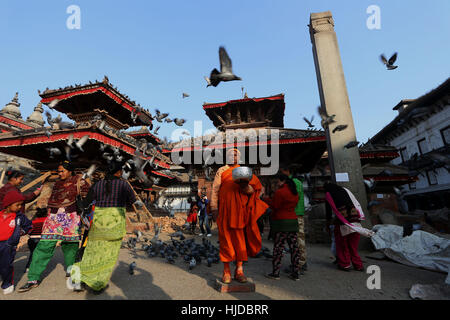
[0,169,5,188]
[126,180,154,222]
[20,171,52,193]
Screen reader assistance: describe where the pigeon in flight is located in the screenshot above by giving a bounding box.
[46,147,62,159]
[332,124,348,133]
[367,200,381,209]
[153,126,161,135]
[182,93,190,99]
[155,109,169,123]
[380,53,398,70]
[344,141,360,149]
[174,118,186,126]
[164,118,173,123]
[363,178,376,191]
[48,99,60,109]
[318,105,336,129]
[303,116,315,128]
[82,164,97,180]
[75,135,90,152]
[205,46,242,87]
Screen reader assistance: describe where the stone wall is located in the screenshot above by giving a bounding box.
[304,203,331,244]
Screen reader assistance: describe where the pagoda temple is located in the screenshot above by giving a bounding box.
[0,77,182,230]
[161,93,418,242]
[163,93,328,200]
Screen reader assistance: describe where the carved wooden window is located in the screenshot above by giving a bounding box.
[441,125,450,146]
[399,147,408,163]
[417,138,429,155]
[426,170,438,186]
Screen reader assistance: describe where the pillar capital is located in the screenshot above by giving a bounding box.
[309,11,335,39]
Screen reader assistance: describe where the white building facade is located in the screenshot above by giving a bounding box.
[370,78,450,211]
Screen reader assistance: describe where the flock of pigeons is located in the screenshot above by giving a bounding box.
[126,227,222,273]
[126,226,274,275]
[301,52,400,149]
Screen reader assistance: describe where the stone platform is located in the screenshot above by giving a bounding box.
[214,278,255,293]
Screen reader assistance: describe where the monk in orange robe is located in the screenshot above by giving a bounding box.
[211,149,268,283]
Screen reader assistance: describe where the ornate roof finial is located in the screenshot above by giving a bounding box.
[26,102,45,126]
[1,92,22,119]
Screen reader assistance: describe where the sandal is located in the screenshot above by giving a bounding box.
[222,273,232,284]
[234,272,248,283]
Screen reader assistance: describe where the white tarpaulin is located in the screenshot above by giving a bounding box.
[371,224,450,275]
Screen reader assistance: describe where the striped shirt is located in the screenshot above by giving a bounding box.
[91,178,136,208]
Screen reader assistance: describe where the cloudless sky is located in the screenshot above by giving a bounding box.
[0,0,449,144]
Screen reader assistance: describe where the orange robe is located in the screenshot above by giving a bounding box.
[214,165,268,262]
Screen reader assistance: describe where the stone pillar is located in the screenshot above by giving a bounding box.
[309,11,370,227]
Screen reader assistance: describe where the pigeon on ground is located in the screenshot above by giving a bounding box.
[166,256,175,264]
[128,261,137,275]
[205,46,242,87]
[380,53,398,70]
[134,230,143,242]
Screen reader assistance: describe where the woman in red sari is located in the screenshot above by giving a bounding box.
[211,149,268,283]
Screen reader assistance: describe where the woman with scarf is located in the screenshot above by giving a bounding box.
[324,182,374,272]
[19,161,90,292]
[211,148,268,284]
[69,161,136,293]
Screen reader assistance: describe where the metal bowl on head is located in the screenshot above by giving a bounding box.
[232,166,253,182]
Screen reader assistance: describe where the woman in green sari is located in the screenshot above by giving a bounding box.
[70,162,137,293]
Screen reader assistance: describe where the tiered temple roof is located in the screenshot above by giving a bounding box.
[0,78,179,188]
[39,76,154,130]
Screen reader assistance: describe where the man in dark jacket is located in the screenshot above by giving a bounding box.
[0,190,32,294]
[197,194,212,237]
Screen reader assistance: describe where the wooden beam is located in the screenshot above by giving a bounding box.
[20,171,52,193]
[126,180,154,222]
[0,170,5,188]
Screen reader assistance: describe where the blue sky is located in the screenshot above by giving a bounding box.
[0,0,449,144]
